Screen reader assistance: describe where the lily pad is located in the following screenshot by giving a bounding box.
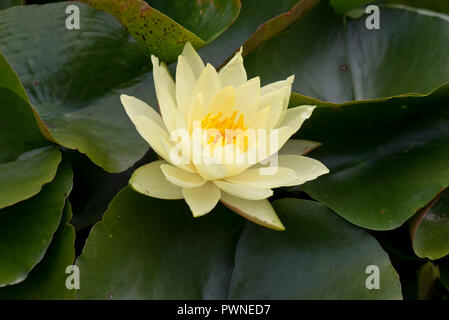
[228,198,402,299]
[75,187,244,299]
[0,160,73,287]
[243,3,449,103]
[0,202,76,299]
[0,3,157,172]
[78,0,205,63]
[297,88,449,230]
[410,189,449,260]
[147,0,241,43]
[76,189,401,299]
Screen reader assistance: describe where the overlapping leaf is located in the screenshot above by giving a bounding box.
[229,199,402,299]
[0,202,76,299]
[241,2,449,230]
[0,161,72,287]
[75,189,401,299]
[409,189,449,260]
[0,3,152,172]
[0,53,60,208]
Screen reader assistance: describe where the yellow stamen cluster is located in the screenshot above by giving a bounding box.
[201,110,248,150]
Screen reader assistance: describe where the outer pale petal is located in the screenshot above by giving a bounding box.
[151,55,176,103]
[224,167,297,189]
[183,182,221,217]
[277,154,329,186]
[121,94,165,128]
[213,180,273,200]
[279,139,322,156]
[130,160,183,199]
[220,193,285,231]
[260,87,289,129]
[160,164,206,188]
[261,75,294,96]
[194,159,228,180]
[181,42,205,80]
[218,48,247,88]
[176,55,196,119]
[131,115,171,161]
[193,63,221,112]
[277,105,315,133]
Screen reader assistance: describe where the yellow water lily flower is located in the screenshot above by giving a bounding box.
[121,42,329,230]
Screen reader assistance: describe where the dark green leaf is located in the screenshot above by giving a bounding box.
[410,189,449,260]
[76,187,243,299]
[0,160,72,286]
[78,0,205,63]
[199,0,306,67]
[244,3,449,103]
[0,201,76,299]
[0,146,61,209]
[147,0,241,43]
[228,198,402,299]
[297,87,449,230]
[0,3,152,172]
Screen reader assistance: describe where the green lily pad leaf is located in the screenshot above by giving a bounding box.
[410,189,449,260]
[0,59,61,208]
[76,187,243,299]
[229,198,402,299]
[147,0,241,43]
[0,160,73,287]
[243,3,449,103]
[296,87,449,230]
[0,201,76,300]
[199,0,307,67]
[67,149,157,230]
[237,0,318,58]
[0,146,61,209]
[0,3,157,172]
[330,0,374,14]
[78,0,205,63]
[385,0,449,15]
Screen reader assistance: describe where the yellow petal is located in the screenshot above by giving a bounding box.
[246,105,271,129]
[187,93,205,133]
[261,75,294,96]
[220,193,285,231]
[160,164,206,188]
[130,115,171,161]
[176,55,196,120]
[181,42,205,80]
[214,180,272,200]
[155,84,178,134]
[279,139,322,156]
[235,77,260,116]
[224,167,297,188]
[277,105,315,133]
[130,160,183,199]
[225,126,293,177]
[151,55,176,104]
[259,87,289,129]
[194,159,228,180]
[277,154,329,186]
[193,63,221,112]
[120,94,166,132]
[207,86,236,118]
[183,182,221,217]
[218,48,247,88]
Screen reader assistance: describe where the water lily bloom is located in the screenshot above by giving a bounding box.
[121,42,329,230]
